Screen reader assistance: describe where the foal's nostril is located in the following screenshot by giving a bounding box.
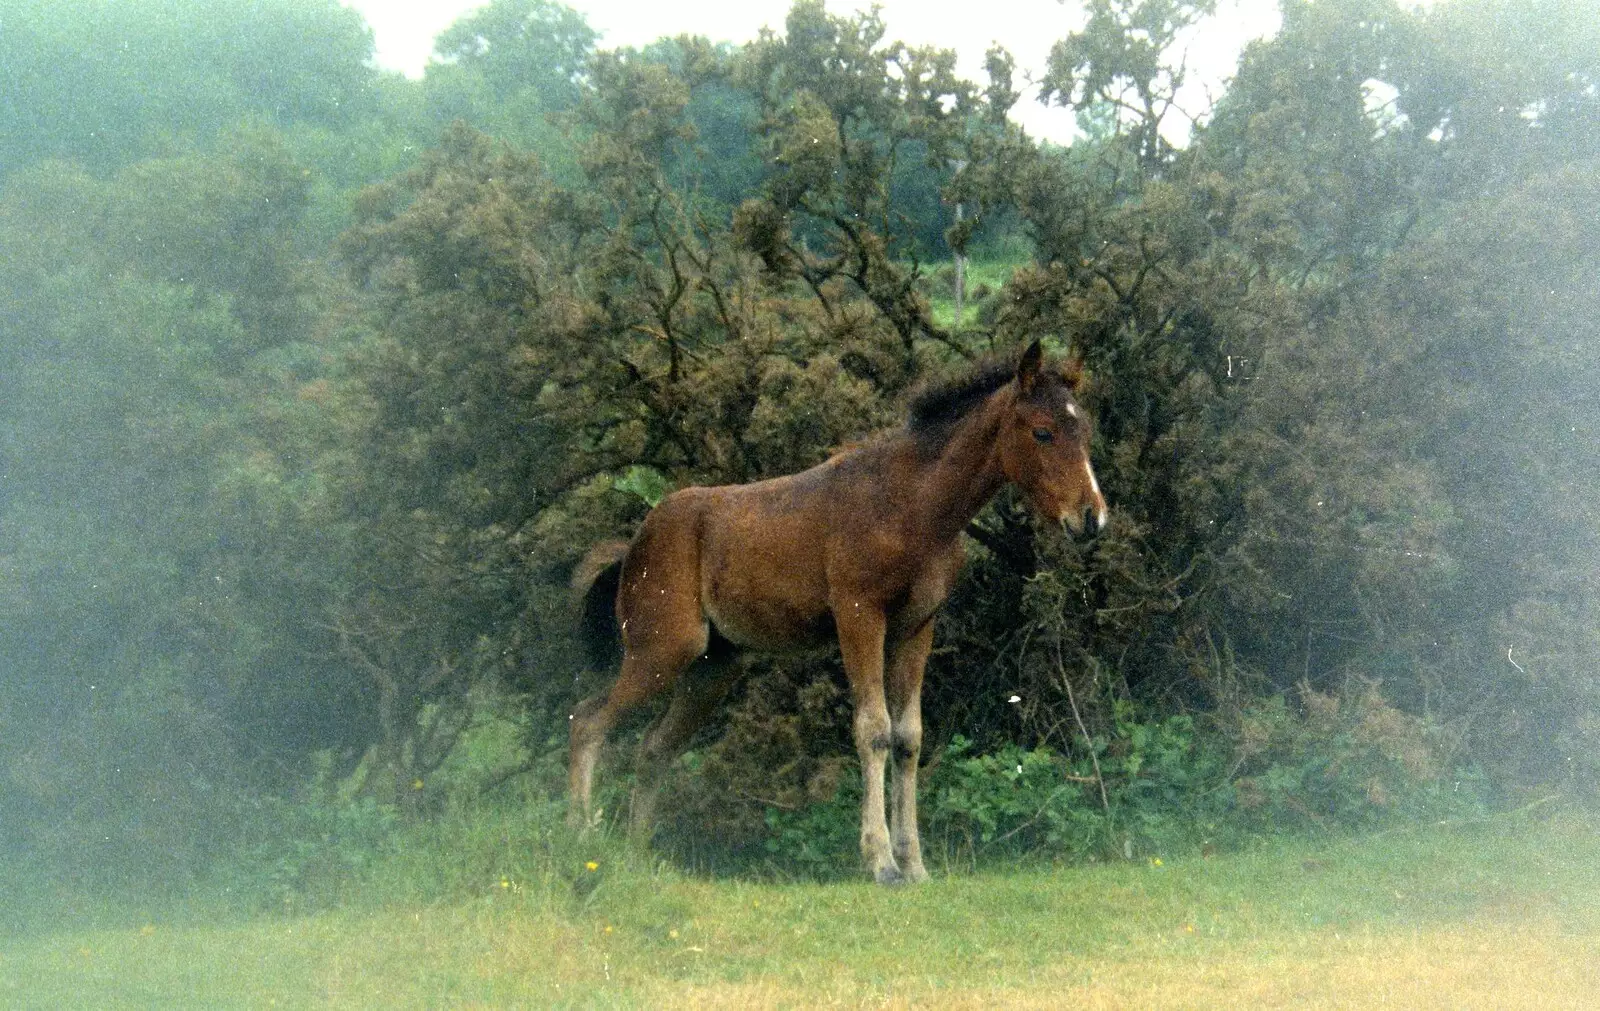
[1083,506,1103,538]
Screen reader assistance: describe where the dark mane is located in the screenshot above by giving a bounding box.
[906,355,1017,441]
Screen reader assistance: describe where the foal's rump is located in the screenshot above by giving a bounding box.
[569,490,744,671]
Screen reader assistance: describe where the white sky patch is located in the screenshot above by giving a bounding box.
[1362,77,1408,136]
[342,0,1281,145]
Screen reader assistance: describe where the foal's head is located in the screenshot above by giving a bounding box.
[999,340,1108,537]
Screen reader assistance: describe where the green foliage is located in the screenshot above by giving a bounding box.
[1226,684,1488,832]
[419,0,595,180]
[222,756,403,912]
[760,773,863,879]
[918,704,1446,869]
[0,0,377,175]
[106,128,317,349]
[613,465,674,508]
[1041,0,1219,167]
[0,104,359,886]
[5,0,1599,906]
[925,738,1091,860]
[659,52,770,215]
[432,0,596,109]
[738,0,972,343]
[704,697,1482,878]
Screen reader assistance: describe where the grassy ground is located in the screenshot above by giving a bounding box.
[4,808,1597,1008]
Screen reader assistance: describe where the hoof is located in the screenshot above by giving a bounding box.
[873,865,907,886]
[901,863,930,884]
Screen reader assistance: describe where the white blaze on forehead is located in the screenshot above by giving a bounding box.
[1066,403,1080,418]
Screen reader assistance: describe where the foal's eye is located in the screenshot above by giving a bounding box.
[1032,427,1054,444]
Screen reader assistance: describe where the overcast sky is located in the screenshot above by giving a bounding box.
[341,0,1282,144]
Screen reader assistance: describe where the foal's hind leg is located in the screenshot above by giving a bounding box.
[568,675,644,830]
[569,505,714,829]
[568,631,707,828]
[568,692,615,829]
[629,656,739,836]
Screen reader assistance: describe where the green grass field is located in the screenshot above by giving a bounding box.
[4,806,1597,1008]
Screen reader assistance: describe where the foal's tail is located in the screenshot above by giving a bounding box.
[571,539,630,668]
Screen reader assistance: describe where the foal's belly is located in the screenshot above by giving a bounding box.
[700,548,960,653]
[691,480,835,652]
[703,592,834,653]
[699,536,833,651]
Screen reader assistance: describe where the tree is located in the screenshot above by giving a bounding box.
[736,0,973,356]
[0,0,377,176]
[99,128,317,351]
[1040,0,1220,170]
[1393,0,1600,199]
[433,0,597,109]
[0,143,356,876]
[421,0,597,181]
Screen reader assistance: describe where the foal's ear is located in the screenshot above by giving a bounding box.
[1016,339,1044,393]
[1060,356,1086,392]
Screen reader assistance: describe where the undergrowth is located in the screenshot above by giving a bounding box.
[165,681,1495,915]
[753,687,1487,879]
[0,682,1492,928]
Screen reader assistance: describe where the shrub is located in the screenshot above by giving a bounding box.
[747,683,1487,876]
[218,753,402,913]
[760,710,1234,876]
[760,771,862,880]
[1225,680,1488,834]
[926,710,1233,867]
[924,737,1093,865]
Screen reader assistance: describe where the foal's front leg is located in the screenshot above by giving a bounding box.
[886,622,933,883]
[835,604,901,884]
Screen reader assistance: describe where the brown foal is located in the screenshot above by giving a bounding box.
[568,340,1107,884]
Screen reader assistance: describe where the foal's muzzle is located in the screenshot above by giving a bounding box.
[1059,503,1107,539]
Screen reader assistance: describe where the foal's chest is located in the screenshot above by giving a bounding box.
[876,540,967,641]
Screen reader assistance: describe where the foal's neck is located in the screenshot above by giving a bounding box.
[907,390,1011,545]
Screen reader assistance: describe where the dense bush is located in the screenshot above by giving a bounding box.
[3,0,1596,900]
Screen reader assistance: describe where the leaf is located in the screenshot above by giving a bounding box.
[613,465,673,507]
